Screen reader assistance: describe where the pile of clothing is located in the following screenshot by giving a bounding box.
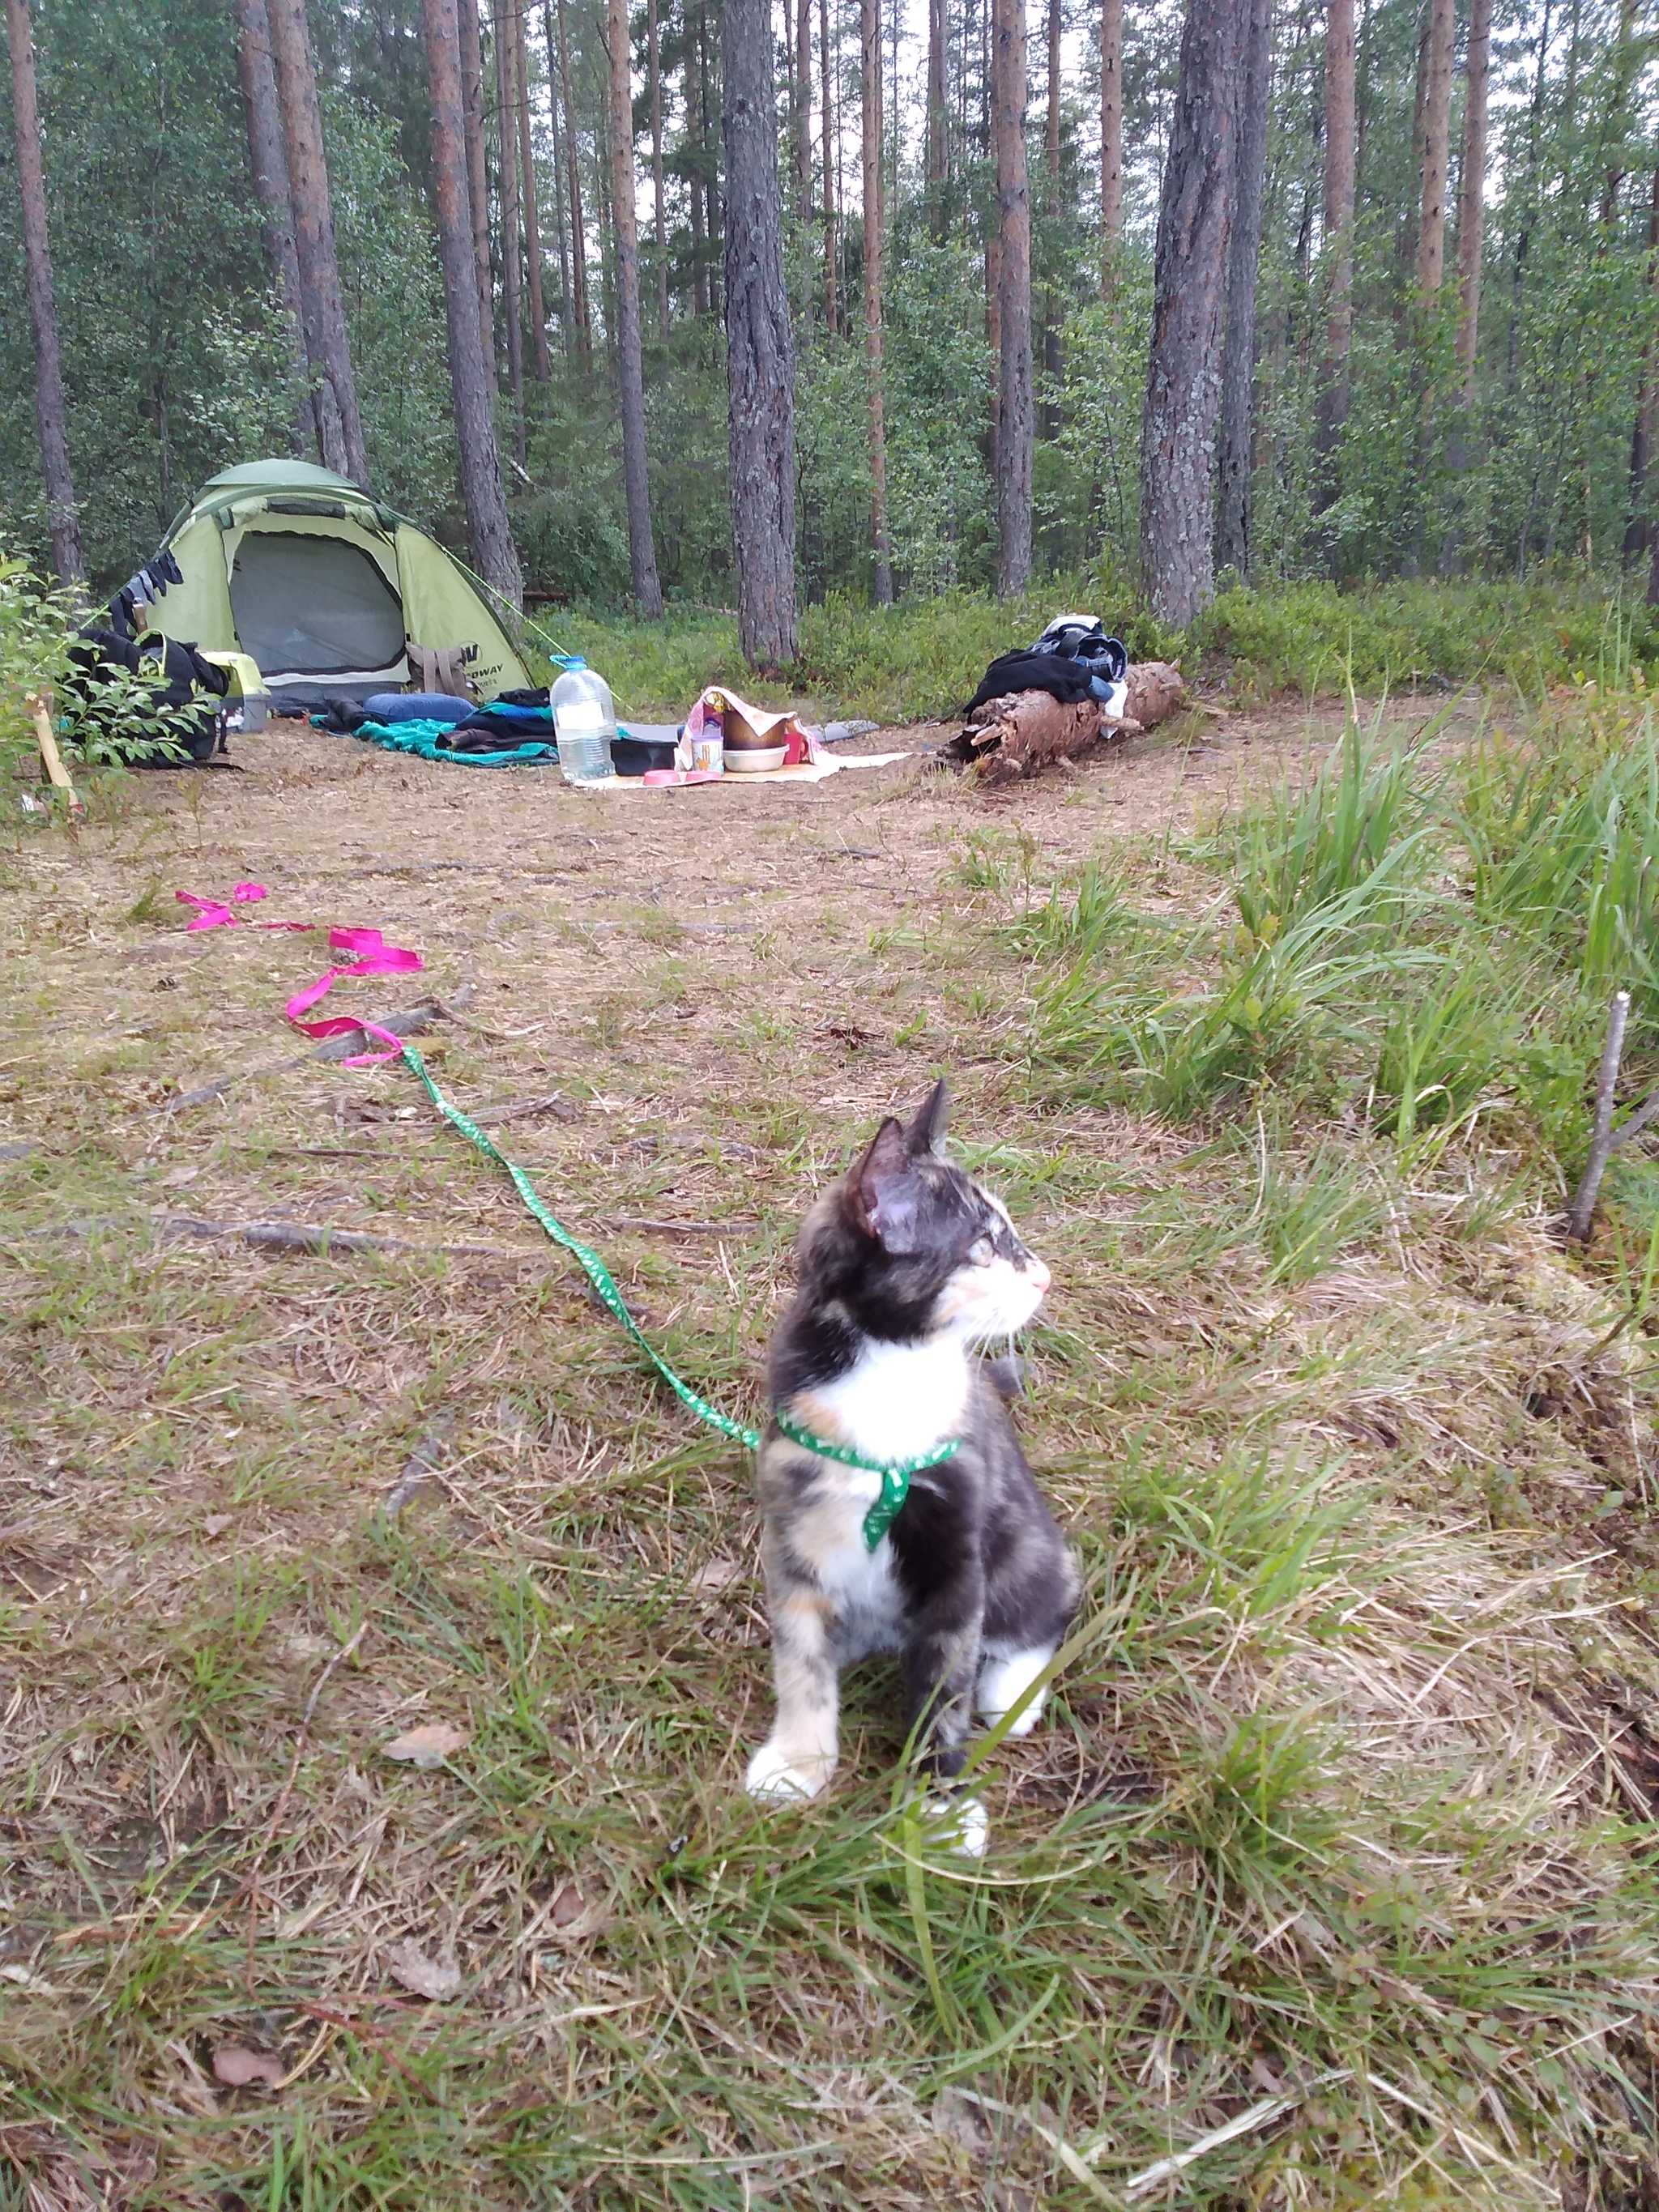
[963,615,1128,718]
[312,688,559,765]
[940,613,1141,781]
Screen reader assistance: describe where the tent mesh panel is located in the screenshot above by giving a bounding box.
[228,531,405,677]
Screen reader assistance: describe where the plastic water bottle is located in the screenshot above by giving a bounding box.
[551,659,617,786]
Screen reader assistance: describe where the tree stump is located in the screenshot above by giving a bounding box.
[941,661,1186,784]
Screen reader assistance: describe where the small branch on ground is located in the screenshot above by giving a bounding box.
[1567,990,1632,1241]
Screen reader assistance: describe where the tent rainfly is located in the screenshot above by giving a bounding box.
[147,459,531,705]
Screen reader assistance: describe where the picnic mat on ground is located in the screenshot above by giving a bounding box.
[335,714,910,782]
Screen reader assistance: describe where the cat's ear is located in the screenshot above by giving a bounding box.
[906,1077,949,1156]
[850,1119,921,1251]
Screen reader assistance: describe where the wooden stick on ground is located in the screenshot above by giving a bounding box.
[1567,988,1631,1242]
[28,688,83,816]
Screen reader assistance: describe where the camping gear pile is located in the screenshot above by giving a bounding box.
[144,460,530,707]
[312,681,833,783]
[63,626,232,766]
[52,462,1179,797]
[58,457,535,770]
[945,615,1186,784]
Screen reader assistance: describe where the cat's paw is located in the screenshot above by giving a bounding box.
[744,1741,832,1802]
[919,1792,989,1858]
[977,1648,1052,1737]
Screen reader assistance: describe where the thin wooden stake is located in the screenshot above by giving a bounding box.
[28,688,83,816]
[1567,988,1631,1241]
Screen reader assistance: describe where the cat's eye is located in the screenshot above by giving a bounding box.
[968,1235,994,1266]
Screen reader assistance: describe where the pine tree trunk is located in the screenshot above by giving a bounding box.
[609,0,664,613]
[1041,0,1061,442]
[1453,0,1491,391]
[267,0,369,485]
[495,2,527,460]
[926,0,948,227]
[689,5,709,318]
[1214,0,1270,579]
[1629,160,1659,560]
[647,0,669,336]
[458,0,497,387]
[860,0,893,603]
[593,82,616,364]
[697,2,720,324]
[517,3,551,382]
[4,0,81,585]
[232,0,315,458]
[1407,0,1431,285]
[792,0,812,210]
[544,2,574,348]
[723,0,799,666]
[1415,0,1454,297]
[987,0,1000,486]
[1138,0,1243,625]
[987,223,1002,486]
[423,0,525,607]
[554,0,591,360]
[821,0,838,332]
[1099,0,1121,292]
[992,0,1033,597]
[1312,0,1355,508]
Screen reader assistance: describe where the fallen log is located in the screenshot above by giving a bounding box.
[941,660,1187,785]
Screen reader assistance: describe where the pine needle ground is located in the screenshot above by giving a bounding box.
[3,699,1659,2209]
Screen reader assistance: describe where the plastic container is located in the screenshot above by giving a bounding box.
[550,659,617,786]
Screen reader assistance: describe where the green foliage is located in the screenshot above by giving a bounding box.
[0,560,77,775]
[551,570,1659,724]
[326,95,462,529]
[0,563,207,779]
[2,0,1656,642]
[1189,578,1659,697]
[0,0,458,580]
[555,580,1111,720]
[1043,272,1156,578]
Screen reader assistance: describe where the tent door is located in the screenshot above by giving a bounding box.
[228,531,408,700]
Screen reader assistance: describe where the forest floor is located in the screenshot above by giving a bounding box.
[4,689,1659,2209]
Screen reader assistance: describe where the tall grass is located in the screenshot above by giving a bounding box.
[1027,695,1659,1183]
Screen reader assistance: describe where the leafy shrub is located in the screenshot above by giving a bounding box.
[0,560,79,777]
[1,560,203,779]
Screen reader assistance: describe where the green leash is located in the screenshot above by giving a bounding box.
[400,1046,960,1549]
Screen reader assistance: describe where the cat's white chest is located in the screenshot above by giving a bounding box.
[807,1335,970,1464]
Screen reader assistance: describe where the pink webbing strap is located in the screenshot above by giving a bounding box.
[176,882,313,933]
[284,927,424,1067]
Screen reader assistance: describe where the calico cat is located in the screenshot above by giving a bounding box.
[744,1080,1078,1846]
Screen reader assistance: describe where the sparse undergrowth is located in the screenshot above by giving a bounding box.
[547,572,1659,726]
[2,697,1659,2207]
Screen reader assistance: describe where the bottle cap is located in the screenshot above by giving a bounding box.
[565,655,586,671]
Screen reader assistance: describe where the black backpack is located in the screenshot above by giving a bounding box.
[66,628,231,766]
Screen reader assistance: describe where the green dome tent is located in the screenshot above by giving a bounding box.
[148,460,531,705]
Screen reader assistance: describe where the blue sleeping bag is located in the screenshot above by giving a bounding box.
[363,691,472,727]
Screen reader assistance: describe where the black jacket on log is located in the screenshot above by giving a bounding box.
[964,649,1101,715]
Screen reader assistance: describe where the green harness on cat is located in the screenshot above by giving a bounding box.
[401,1046,961,1551]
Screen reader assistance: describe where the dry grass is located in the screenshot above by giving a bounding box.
[2,702,1659,2209]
